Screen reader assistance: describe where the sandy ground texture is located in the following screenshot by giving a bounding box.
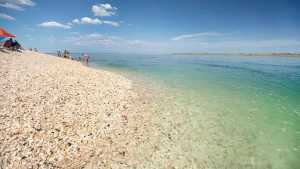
[0,50,158,169]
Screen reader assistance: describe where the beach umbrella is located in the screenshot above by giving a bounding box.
[0,27,16,38]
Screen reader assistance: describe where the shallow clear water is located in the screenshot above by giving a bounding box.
[74,53,300,168]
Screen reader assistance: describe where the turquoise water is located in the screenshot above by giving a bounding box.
[77,53,300,168]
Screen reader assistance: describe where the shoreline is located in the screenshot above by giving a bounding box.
[2,50,296,168]
[0,50,159,168]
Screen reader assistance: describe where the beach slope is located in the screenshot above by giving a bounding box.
[0,51,153,168]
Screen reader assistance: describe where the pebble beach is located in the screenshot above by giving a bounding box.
[0,50,157,168]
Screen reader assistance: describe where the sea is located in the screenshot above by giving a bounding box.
[71,53,300,168]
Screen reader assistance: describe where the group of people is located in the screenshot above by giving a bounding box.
[57,49,71,59]
[57,49,89,64]
[0,37,90,66]
[29,48,38,52]
[2,38,22,51]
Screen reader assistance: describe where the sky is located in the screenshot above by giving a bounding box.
[0,0,300,54]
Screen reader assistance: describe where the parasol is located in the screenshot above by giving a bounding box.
[0,27,16,38]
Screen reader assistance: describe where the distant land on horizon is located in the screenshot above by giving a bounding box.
[171,52,300,57]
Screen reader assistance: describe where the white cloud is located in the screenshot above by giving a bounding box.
[0,2,23,10]
[72,17,119,27]
[72,17,102,25]
[81,17,102,24]
[172,32,223,41]
[72,18,80,24]
[0,0,35,11]
[91,3,117,17]
[0,13,15,20]
[10,0,35,6]
[103,20,119,27]
[71,3,119,27]
[38,21,71,29]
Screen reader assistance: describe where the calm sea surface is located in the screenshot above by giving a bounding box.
[73,53,300,168]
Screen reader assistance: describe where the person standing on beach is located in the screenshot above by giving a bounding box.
[63,49,69,59]
[57,50,61,57]
[63,49,67,58]
[83,53,89,65]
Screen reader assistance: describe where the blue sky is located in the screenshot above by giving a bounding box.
[0,0,300,53]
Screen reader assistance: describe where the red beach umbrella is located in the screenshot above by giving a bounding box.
[0,27,16,38]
